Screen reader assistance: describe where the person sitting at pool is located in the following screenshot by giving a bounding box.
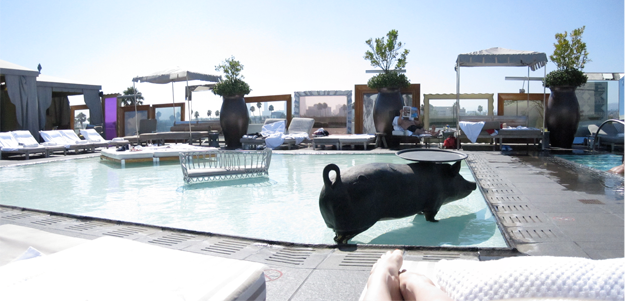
[363,249,452,301]
[608,152,625,175]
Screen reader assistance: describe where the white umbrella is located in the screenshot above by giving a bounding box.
[132,69,221,143]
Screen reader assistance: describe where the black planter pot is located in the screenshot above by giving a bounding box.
[546,86,580,148]
[373,88,403,147]
[220,95,249,149]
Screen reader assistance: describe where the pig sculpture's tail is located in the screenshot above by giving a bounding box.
[323,164,341,189]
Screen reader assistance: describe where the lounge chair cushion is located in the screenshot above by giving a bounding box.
[0,225,87,267]
[0,236,268,301]
[435,256,624,301]
[9,130,40,147]
[0,132,20,148]
[80,129,106,142]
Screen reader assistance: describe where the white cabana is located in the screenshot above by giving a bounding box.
[0,59,40,138]
[36,74,103,130]
[455,47,548,147]
[132,68,221,140]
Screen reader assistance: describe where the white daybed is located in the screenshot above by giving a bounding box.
[100,144,214,166]
[0,226,268,301]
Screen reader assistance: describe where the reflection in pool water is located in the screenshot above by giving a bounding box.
[0,154,507,247]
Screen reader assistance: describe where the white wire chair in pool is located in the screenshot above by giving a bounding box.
[179,149,272,184]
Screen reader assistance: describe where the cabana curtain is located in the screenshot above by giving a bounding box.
[36,86,52,131]
[36,74,103,128]
[83,89,103,125]
[5,75,40,138]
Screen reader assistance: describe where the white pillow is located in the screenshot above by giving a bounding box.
[435,256,623,301]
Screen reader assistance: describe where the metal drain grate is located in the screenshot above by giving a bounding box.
[339,251,385,268]
[488,195,526,203]
[493,204,532,213]
[474,173,500,179]
[484,188,517,195]
[66,221,108,231]
[148,233,195,246]
[3,212,37,220]
[103,226,148,238]
[480,182,511,189]
[498,214,543,226]
[265,248,313,266]
[578,199,604,205]
[32,216,68,226]
[421,253,468,261]
[472,167,494,172]
[508,228,558,242]
[201,239,249,255]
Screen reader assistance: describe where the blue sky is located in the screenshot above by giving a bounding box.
[1,0,623,116]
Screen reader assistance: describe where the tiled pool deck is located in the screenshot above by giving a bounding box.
[0,146,623,301]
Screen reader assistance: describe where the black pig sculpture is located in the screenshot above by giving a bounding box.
[319,161,476,244]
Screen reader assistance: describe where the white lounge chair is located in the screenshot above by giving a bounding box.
[39,130,94,153]
[80,129,129,148]
[0,226,269,301]
[59,129,108,149]
[240,117,315,150]
[0,132,49,160]
[10,130,66,156]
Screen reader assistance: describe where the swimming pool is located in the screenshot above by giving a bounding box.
[0,153,506,247]
[554,153,623,171]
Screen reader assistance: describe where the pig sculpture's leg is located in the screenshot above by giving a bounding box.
[424,210,439,222]
[334,232,358,244]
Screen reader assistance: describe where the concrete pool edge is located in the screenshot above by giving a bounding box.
[0,203,518,254]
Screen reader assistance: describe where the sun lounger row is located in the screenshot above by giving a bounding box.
[0,129,131,160]
[180,149,272,184]
[0,131,65,159]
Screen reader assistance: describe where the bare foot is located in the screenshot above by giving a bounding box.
[363,250,404,301]
[399,272,452,301]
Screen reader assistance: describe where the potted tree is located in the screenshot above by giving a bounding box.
[213,56,251,149]
[543,26,590,148]
[364,29,410,145]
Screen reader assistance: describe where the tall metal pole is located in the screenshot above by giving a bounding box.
[133,81,139,141]
[186,78,192,144]
[456,61,460,150]
[543,67,547,131]
[527,66,530,117]
[171,82,176,124]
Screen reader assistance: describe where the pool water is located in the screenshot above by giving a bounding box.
[554,153,623,171]
[0,154,506,247]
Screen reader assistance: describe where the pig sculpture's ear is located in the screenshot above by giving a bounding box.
[449,161,461,175]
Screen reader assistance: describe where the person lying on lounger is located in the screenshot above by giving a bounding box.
[363,250,452,301]
[393,107,424,135]
[608,153,625,175]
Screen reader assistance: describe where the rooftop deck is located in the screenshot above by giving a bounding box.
[0,145,622,300]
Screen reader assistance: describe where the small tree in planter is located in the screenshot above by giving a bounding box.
[364,29,410,90]
[213,56,251,149]
[543,26,591,148]
[364,30,411,145]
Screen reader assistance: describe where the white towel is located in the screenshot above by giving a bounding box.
[436,256,624,301]
[459,121,485,143]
